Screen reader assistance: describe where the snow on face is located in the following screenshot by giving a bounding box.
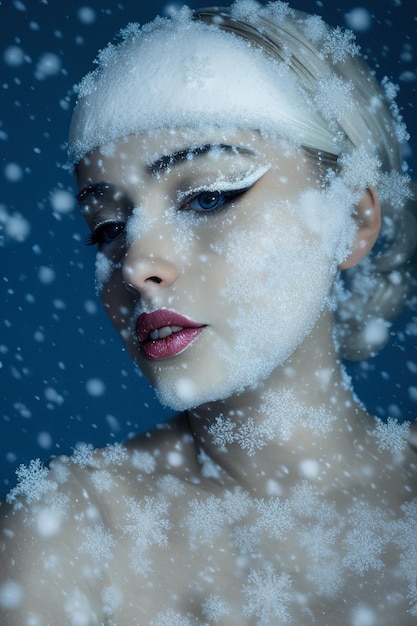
[77,130,358,411]
[68,9,334,163]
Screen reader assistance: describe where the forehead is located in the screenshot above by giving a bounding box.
[69,21,313,164]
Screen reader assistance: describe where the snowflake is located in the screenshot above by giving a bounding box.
[186,488,249,546]
[102,442,128,465]
[381,76,410,144]
[298,524,343,595]
[131,449,157,474]
[71,442,97,468]
[260,388,304,441]
[7,459,55,504]
[290,482,339,526]
[304,405,336,435]
[90,469,116,493]
[201,594,231,622]
[186,494,228,546]
[255,497,294,540]
[123,496,171,575]
[234,417,270,456]
[322,26,360,63]
[264,0,295,24]
[343,503,387,575]
[371,416,410,455]
[207,414,236,451]
[151,608,195,626]
[314,75,356,123]
[242,564,293,624]
[378,171,413,211]
[233,523,260,554]
[302,14,327,43]
[198,447,222,479]
[390,499,417,615]
[102,585,123,616]
[79,523,115,564]
[157,475,186,497]
[339,146,381,190]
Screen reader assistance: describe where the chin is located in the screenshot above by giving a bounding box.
[152,351,287,411]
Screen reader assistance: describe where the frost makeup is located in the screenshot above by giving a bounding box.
[77,130,360,411]
[71,5,389,411]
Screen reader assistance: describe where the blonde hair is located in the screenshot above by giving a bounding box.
[194,2,417,360]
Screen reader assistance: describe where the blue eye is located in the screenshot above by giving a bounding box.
[192,191,226,211]
[185,187,249,214]
[85,221,125,246]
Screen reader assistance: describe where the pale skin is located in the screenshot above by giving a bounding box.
[1,129,416,625]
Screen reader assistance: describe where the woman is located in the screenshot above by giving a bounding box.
[1,1,416,624]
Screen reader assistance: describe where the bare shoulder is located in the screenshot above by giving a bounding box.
[0,414,205,625]
[0,452,106,625]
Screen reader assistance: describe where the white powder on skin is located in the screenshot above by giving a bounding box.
[153,162,358,411]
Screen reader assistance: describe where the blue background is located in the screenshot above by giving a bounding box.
[1,0,416,500]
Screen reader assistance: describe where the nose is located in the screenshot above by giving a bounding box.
[122,242,179,297]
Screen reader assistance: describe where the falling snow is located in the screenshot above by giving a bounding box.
[1,0,417,624]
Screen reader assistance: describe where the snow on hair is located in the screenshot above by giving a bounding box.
[69,0,416,361]
[193,1,416,360]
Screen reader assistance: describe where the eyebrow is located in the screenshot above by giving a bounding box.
[148,143,257,174]
[77,182,115,205]
[77,144,258,204]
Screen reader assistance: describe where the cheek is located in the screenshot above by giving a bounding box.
[218,206,330,305]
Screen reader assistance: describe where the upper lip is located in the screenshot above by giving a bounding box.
[136,309,205,344]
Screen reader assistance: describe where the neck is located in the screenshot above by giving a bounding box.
[187,311,374,496]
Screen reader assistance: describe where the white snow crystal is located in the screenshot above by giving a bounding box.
[71,441,97,468]
[38,265,56,284]
[351,604,377,626]
[314,75,356,123]
[79,523,115,564]
[50,188,75,214]
[0,581,24,609]
[102,442,128,465]
[7,459,55,504]
[0,205,30,244]
[77,6,96,24]
[95,252,114,293]
[345,8,372,33]
[371,416,410,455]
[3,45,25,67]
[131,449,156,474]
[102,585,123,615]
[201,594,231,622]
[85,377,106,397]
[322,26,360,63]
[343,503,387,575]
[151,609,195,626]
[35,52,62,80]
[4,162,23,182]
[124,496,172,575]
[242,564,293,624]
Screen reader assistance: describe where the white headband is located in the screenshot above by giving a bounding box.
[68,12,335,163]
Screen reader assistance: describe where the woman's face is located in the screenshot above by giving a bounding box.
[76,129,353,410]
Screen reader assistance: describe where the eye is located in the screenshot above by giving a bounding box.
[183,187,250,214]
[85,221,125,246]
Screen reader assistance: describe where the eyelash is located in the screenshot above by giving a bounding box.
[85,183,253,247]
[85,221,125,246]
[181,185,250,214]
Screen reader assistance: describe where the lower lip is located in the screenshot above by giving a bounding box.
[140,327,205,361]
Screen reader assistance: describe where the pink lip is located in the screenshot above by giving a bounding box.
[136,309,206,361]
